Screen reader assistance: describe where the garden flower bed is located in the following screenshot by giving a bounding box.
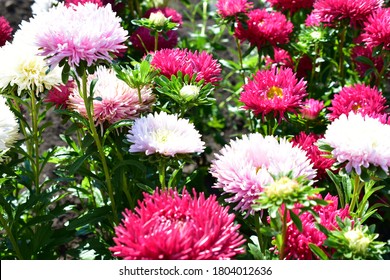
[0,0,389,260]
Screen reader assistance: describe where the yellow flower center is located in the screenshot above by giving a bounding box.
[267,86,283,99]
[153,129,172,144]
[352,102,361,112]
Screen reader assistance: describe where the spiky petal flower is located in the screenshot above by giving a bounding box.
[284,194,350,259]
[300,98,324,120]
[45,80,75,109]
[240,68,307,120]
[320,112,390,175]
[110,188,245,260]
[65,0,103,6]
[0,96,19,162]
[127,111,205,157]
[265,47,294,70]
[68,67,154,126]
[362,8,390,50]
[266,0,314,14]
[216,0,253,18]
[151,48,221,85]
[327,84,387,121]
[34,2,128,68]
[234,9,293,48]
[210,133,316,215]
[0,16,12,47]
[312,0,383,26]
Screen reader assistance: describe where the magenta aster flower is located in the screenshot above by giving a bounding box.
[0,16,12,47]
[312,0,383,26]
[68,67,154,127]
[305,12,321,27]
[240,68,307,120]
[65,0,103,6]
[210,133,316,215]
[327,84,387,121]
[45,80,75,109]
[300,98,324,120]
[234,8,293,48]
[292,132,335,180]
[265,47,294,70]
[216,0,253,18]
[127,111,205,157]
[130,28,178,53]
[266,0,314,14]
[362,8,390,50]
[151,48,221,85]
[283,194,350,259]
[110,188,245,260]
[34,2,128,68]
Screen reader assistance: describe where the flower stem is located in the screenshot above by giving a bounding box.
[279,206,288,260]
[235,38,245,82]
[158,159,167,191]
[30,92,41,193]
[80,70,118,224]
[154,32,159,52]
[349,172,363,215]
[254,212,265,256]
[338,25,347,86]
[0,212,23,259]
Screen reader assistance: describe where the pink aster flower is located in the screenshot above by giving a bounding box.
[300,98,324,120]
[312,0,383,26]
[320,112,390,175]
[240,68,307,121]
[127,111,205,157]
[266,0,314,14]
[292,132,335,180]
[45,80,75,109]
[234,8,293,48]
[130,28,178,53]
[151,48,221,85]
[68,66,154,127]
[265,47,294,70]
[283,194,350,259]
[327,84,387,121]
[110,188,245,260]
[34,2,128,68]
[305,12,321,27]
[210,133,316,215]
[362,8,390,50]
[0,16,12,47]
[216,0,253,18]
[65,0,103,6]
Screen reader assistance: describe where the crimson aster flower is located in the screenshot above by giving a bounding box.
[234,8,293,48]
[327,84,387,121]
[266,0,314,14]
[34,2,128,68]
[292,132,335,180]
[351,38,385,79]
[210,133,316,215]
[151,48,221,85]
[0,16,12,47]
[283,194,350,259]
[362,8,390,50]
[110,188,245,260]
[312,0,383,26]
[45,80,75,109]
[216,0,253,18]
[300,98,324,120]
[265,47,294,70]
[240,68,307,121]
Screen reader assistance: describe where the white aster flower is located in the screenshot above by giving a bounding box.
[31,0,58,15]
[320,112,390,174]
[0,96,19,161]
[127,111,205,156]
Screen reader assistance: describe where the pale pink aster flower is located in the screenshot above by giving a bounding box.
[362,8,390,50]
[283,194,350,259]
[34,2,128,68]
[127,111,205,157]
[110,188,245,260]
[327,84,387,121]
[320,112,390,175]
[0,16,12,47]
[68,67,154,127]
[266,0,314,14]
[300,98,324,120]
[210,133,316,215]
[216,0,253,18]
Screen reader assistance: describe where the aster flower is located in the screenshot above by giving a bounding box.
[216,0,253,19]
[68,66,154,127]
[210,133,316,215]
[240,68,307,121]
[319,112,390,175]
[0,16,12,47]
[362,8,390,50]
[283,194,350,259]
[31,0,58,15]
[327,84,387,121]
[312,0,383,26]
[130,28,178,53]
[65,0,103,7]
[305,12,321,27]
[265,48,294,70]
[151,48,221,85]
[292,132,335,180]
[45,80,75,109]
[300,98,324,120]
[110,188,245,260]
[0,96,19,162]
[34,2,128,68]
[127,111,205,157]
[0,43,62,96]
[266,0,314,14]
[234,8,293,48]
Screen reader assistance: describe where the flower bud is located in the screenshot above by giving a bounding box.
[344,228,371,255]
[264,177,300,198]
[149,11,167,27]
[180,85,201,100]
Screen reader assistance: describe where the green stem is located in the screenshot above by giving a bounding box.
[254,212,265,257]
[30,92,41,193]
[0,213,23,259]
[154,32,159,52]
[338,25,347,86]
[279,206,288,260]
[375,59,389,88]
[349,172,363,215]
[80,70,118,224]
[235,38,245,82]
[158,159,167,191]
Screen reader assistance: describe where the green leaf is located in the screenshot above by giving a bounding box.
[309,243,329,260]
[289,210,303,232]
[354,56,375,67]
[61,63,70,84]
[67,206,111,231]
